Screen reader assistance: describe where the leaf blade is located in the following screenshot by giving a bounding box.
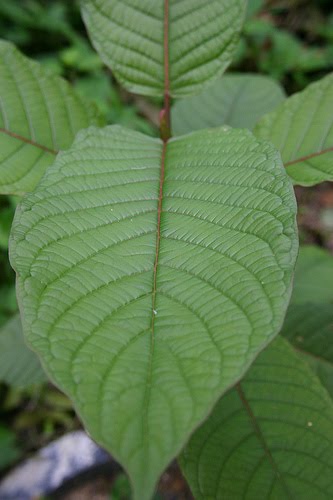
[0,39,101,195]
[81,0,247,98]
[172,73,286,135]
[282,246,333,398]
[0,314,46,387]
[10,125,297,499]
[254,73,333,186]
[180,336,333,499]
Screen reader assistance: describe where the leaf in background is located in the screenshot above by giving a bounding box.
[282,246,333,398]
[0,425,21,470]
[10,125,297,499]
[0,205,14,250]
[81,0,247,97]
[180,336,333,499]
[0,285,17,324]
[246,0,264,19]
[0,40,102,195]
[254,73,333,186]
[172,73,286,135]
[0,314,46,387]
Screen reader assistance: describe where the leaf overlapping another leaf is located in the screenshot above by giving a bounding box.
[172,73,286,135]
[254,73,333,186]
[81,0,247,97]
[282,246,333,399]
[180,336,333,500]
[0,40,101,195]
[10,125,297,499]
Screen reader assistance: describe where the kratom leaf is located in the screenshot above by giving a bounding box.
[0,314,46,387]
[10,125,297,500]
[0,39,101,195]
[180,336,333,500]
[172,73,286,136]
[254,73,333,186]
[282,246,333,398]
[81,0,247,98]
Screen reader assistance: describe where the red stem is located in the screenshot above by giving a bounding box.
[160,0,171,142]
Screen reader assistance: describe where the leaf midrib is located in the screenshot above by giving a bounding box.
[0,126,58,155]
[142,0,170,450]
[285,146,333,167]
[236,383,294,499]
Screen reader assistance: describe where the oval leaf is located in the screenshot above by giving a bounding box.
[10,125,297,499]
[180,336,333,499]
[254,73,333,186]
[0,40,101,195]
[172,73,286,136]
[81,0,247,98]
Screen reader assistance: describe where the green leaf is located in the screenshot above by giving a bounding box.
[0,205,14,250]
[172,73,286,136]
[282,246,333,398]
[10,125,297,499]
[0,314,46,387]
[180,336,333,499]
[0,39,102,195]
[81,0,247,98]
[0,425,21,470]
[254,73,333,186]
[246,0,264,18]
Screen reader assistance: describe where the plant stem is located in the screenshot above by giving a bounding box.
[161,0,171,142]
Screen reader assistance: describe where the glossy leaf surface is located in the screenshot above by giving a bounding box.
[181,337,333,499]
[10,125,297,499]
[255,73,333,186]
[81,0,247,97]
[0,40,100,195]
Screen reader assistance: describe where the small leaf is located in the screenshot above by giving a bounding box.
[81,0,247,98]
[282,246,333,398]
[180,336,333,499]
[172,73,286,135]
[10,125,297,499]
[0,314,46,387]
[254,73,333,186]
[0,39,102,195]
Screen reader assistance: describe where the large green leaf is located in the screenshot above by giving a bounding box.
[172,73,286,135]
[81,0,247,98]
[282,246,333,398]
[10,125,297,499]
[180,336,333,499]
[0,314,46,387]
[0,39,101,195]
[254,73,333,186]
